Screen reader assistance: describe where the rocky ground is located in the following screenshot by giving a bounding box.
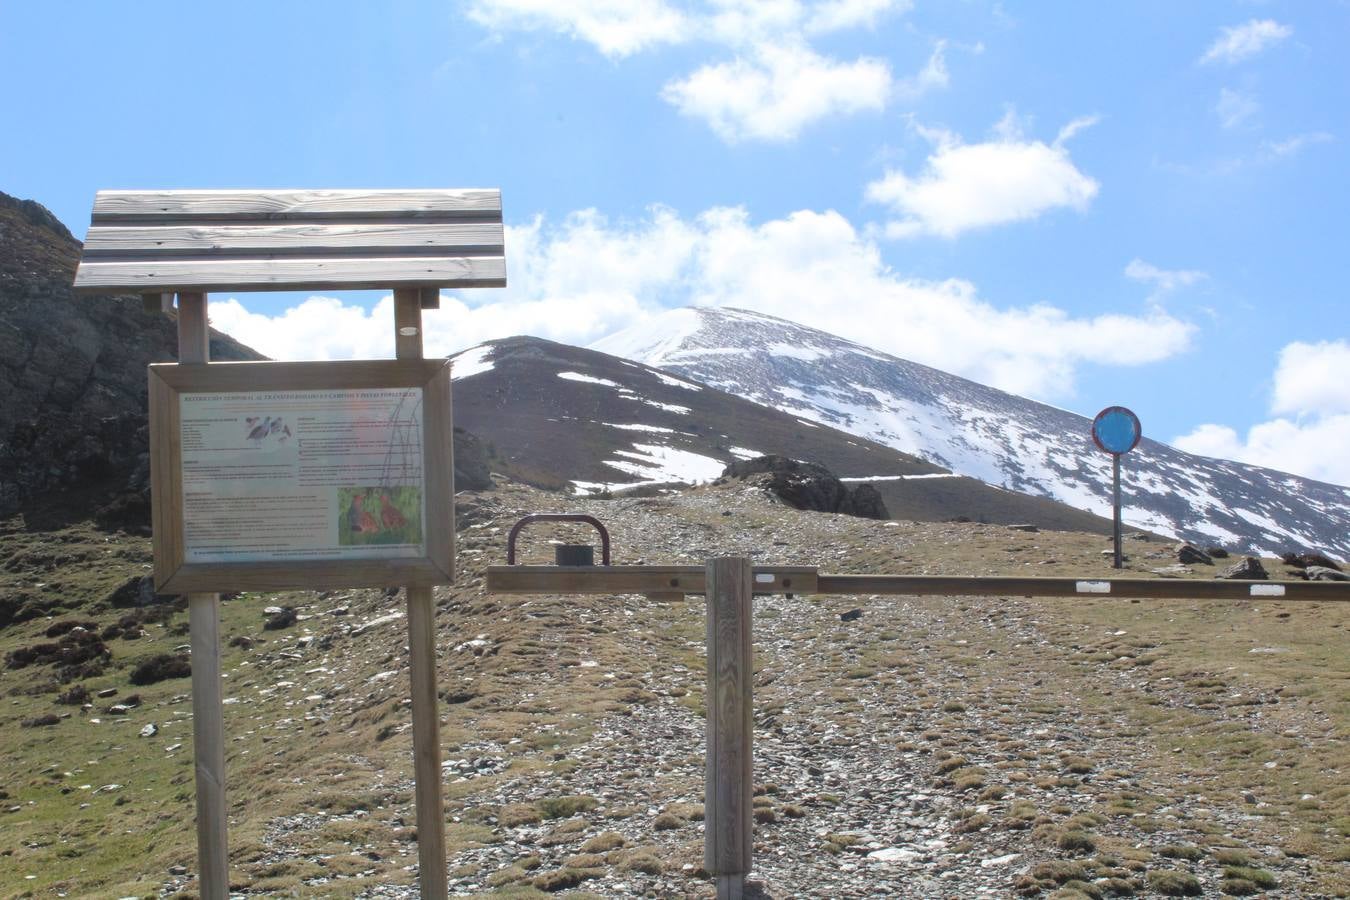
[2,477,1347,898]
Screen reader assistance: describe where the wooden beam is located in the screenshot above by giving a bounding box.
[485,565,816,596]
[419,286,441,310]
[176,291,228,900]
[73,255,506,294]
[84,222,503,256]
[91,188,502,222]
[395,289,448,900]
[705,557,753,897]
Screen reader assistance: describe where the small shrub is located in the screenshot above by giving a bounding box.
[536,795,597,820]
[21,713,60,727]
[1058,831,1097,854]
[621,853,662,874]
[263,607,297,630]
[1157,844,1204,861]
[130,653,191,685]
[1147,869,1202,896]
[580,831,625,853]
[1222,867,1277,889]
[1212,849,1251,866]
[1220,879,1259,896]
[56,684,90,705]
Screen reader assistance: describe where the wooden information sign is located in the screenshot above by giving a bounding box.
[148,359,454,592]
[72,188,505,900]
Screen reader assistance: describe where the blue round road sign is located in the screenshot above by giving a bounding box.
[1092,406,1141,455]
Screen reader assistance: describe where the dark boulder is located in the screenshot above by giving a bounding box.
[453,427,493,492]
[1176,544,1213,566]
[844,484,889,520]
[263,607,298,631]
[1305,565,1349,582]
[104,575,176,609]
[1281,551,1341,571]
[1217,556,1268,580]
[720,456,889,520]
[129,653,191,685]
[840,608,863,622]
[1205,546,1230,559]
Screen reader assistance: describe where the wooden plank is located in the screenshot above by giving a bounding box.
[151,358,445,392]
[484,565,816,596]
[176,292,229,900]
[419,286,441,310]
[73,255,506,293]
[395,294,449,900]
[83,222,504,258]
[161,558,456,594]
[813,574,1350,602]
[92,188,502,222]
[704,557,753,889]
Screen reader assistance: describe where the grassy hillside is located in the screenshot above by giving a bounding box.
[1,481,1346,897]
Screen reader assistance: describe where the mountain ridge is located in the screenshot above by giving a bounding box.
[593,306,1350,559]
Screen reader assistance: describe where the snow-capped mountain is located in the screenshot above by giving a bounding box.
[593,307,1350,560]
[447,336,1127,534]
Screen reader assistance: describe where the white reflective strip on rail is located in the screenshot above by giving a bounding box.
[755,573,776,584]
[1250,584,1285,597]
[1076,581,1111,593]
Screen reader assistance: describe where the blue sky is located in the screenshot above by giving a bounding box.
[3,1,1348,484]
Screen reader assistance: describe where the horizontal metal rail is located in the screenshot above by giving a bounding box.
[485,566,1350,602]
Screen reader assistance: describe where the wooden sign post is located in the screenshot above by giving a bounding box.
[73,189,506,900]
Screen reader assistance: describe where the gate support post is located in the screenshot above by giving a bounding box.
[394,289,449,899]
[704,556,753,900]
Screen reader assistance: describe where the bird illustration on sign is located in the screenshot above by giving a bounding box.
[338,486,421,546]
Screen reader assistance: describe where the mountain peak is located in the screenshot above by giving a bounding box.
[597,306,1350,559]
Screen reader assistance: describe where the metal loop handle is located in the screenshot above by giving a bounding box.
[506,514,611,566]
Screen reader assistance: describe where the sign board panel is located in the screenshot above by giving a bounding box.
[149,360,454,592]
[1091,405,1142,455]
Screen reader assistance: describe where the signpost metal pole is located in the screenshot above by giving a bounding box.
[178,292,229,900]
[1092,406,1141,573]
[394,288,449,900]
[1112,454,1123,569]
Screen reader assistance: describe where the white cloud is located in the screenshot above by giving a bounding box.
[469,0,927,141]
[1215,87,1258,129]
[209,205,1192,401]
[466,0,689,57]
[209,295,395,360]
[1199,19,1292,66]
[866,113,1100,238]
[661,41,892,142]
[1174,340,1350,486]
[806,0,909,34]
[1124,259,1208,294]
[1270,340,1350,417]
[1262,131,1334,159]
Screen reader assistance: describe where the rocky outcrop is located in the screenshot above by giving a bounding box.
[0,192,262,518]
[720,455,890,520]
[1217,556,1268,580]
[1176,543,1213,565]
[454,426,493,491]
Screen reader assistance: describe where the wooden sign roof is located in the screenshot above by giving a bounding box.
[72,189,506,294]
